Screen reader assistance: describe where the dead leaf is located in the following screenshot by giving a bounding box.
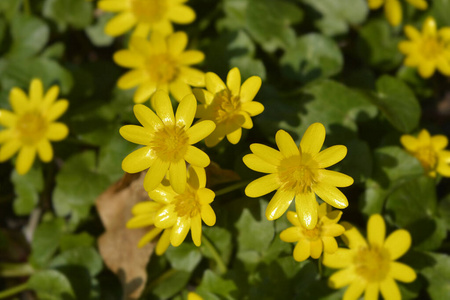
[96,172,153,300]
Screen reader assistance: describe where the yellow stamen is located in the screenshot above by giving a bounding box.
[278,154,319,194]
[16,111,47,145]
[146,54,179,84]
[151,125,189,162]
[414,146,438,172]
[420,37,444,59]
[174,187,201,218]
[209,90,241,123]
[354,246,390,282]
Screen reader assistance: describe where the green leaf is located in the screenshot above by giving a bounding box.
[43,0,93,30]
[152,270,191,299]
[9,14,49,58]
[338,139,372,184]
[201,226,233,266]
[281,33,343,84]
[28,270,75,300]
[365,75,421,133]
[11,165,43,215]
[302,0,368,36]
[30,218,66,268]
[85,13,114,47]
[431,0,450,27]
[165,243,202,272]
[59,232,95,251]
[52,151,110,225]
[0,0,20,21]
[421,252,450,299]
[356,18,403,71]
[438,193,450,231]
[245,0,302,52]
[50,247,103,277]
[197,270,237,299]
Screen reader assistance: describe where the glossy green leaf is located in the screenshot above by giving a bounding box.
[50,246,103,277]
[152,270,191,299]
[438,193,450,231]
[85,13,114,47]
[59,232,95,251]
[197,270,237,299]
[8,14,49,58]
[28,270,75,300]
[43,0,93,30]
[165,243,202,272]
[421,252,450,299]
[281,33,343,84]
[11,165,43,215]
[30,217,66,268]
[431,0,450,27]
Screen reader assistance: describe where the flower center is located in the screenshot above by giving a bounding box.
[415,146,438,172]
[354,246,390,282]
[303,226,321,241]
[209,90,241,124]
[130,0,167,23]
[16,111,47,145]
[420,37,444,59]
[145,54,179,84]
[277,154,319,194]
[151,125,189,162]
[173,187,201,218]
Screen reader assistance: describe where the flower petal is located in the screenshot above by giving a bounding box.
[384,229,411,260]
[0,110,17,127]
[226,127,242,144]
[134,104,163,129]
[191,215,202,246]
[193,88,214,105]
[168,31,188,55]
[380,277,401,300]
[169,159,187,194]
[176,94,196,128]
[286,211,301,226]
[98,0,128,11]
[240,76,261,103]
[117,69,147,89]
[317,170,354,187]
[322,236,338,254]
[279,227,302,243]
[120,125,152,145]
[154,205,177,228]
[342,222,368,249]
[186,120,215,144]
[16,146,36,175]
[105,12,136,37]
[184,146,210,167]
[328,268,356,289]
[122,146,156,173]
[9,88,29,114]
[29,79,43,105]
[265,188,295,220]
[37,139,53,162]
[46,123,68,141]
[310,239,323,259]
[171,217,191,247]
[200,204,216,226]
[197,188,214,204]
[431,135,448,151]
[144,159,170,192]
[323,248,353,268]
[156,228,172,255]
[368,214,385,248]
[344,280,366,300]
[226,67,241,97]
[137,228,163,248]
[178,50,204,65]
[205,72,226,94]
[0,140,21,161]
[250,143,283,165]
[153,91,175,125]
[245,173,281,198]
[293,239,311,262]
[295,192,318,229]
[113,50,144,68]
[127,214,156,228]
[364,283,379,300]
[47,100,68,121]
[314,145,347,168]
[134,82,157,104]
[314,183,348,209]
[241,101,264,117]
[169,80,192,102]
[300,123,325,156]
[180,67,205,87]
[167,4,195,24]
[390,262,416,283]
[275,130,299,158]
[243,153,277,174]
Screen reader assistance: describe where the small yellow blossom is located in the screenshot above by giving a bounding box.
[243,123,353,229]
[114,32,205,104]
[323,214,416,300]
[194,67,264,147]
[398,16,450,78]
[187,292,203,300]
[280,203,345,262]
[151,166,216,247]
[127,200,172,255]
[400,129,450,177]
[0,79,69,175]
[98,0,195,37]
[119,91,215,193]
[368,0,427,26]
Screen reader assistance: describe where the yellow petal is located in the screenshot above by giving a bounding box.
[400,134,419,151]
[245,173,281,198]
[178,50,204,65]
[205,72,226,94]
[97,0,128,11]
[183,146,209,168]
[405,0,427,9]
[187,292,203,300]
[186,120,215,144]
[328,268,356,289]
[364,283,379,300]
[154,205,177,228]
[171,217,191,247]
[342,222,368,249]
[105,12,136,37]
[175,94,196,128]
[384,0,402,26]
[0,130,12,144]
[286,211,301,226]
[200,204,216,226]
[390,261,416,283]
[168,31,188,55]
[191,214,202,246]
[368,0,383,9]
[156,228,172,255]
[120,125,152,145]
[152,19,174,37]
[243,154,277,174]
[134,81,157,104]
[226,127,242,144]
[275,130,299,158]
[314,183,348,209]
[343,280,366,300]
[16,146,36,175]
[322,236,338,254]
[117,69,147,89]
[167,4,195,24]
[310,239,323,259]
[131,22,151,38]
[422,16,437,36]
[250,143,283,165]
[317,170,354,187]
[384,229,411,260]
[153,91,175,125]
[133,104,163,129]
[241,101,264,117]
[180,67,205,87]
[169,80,192,102]
[122,146,156,173]
[404,25,420,40]
[300,123,325,156]
[0,110,17,127]
[0,140,21,161]
[189,166,206,189]
[418,62,436,78]
[279,227,302,242]
[431,135,448,151]
[295,192,318,229]
[293,239,311,261]
[193,88,214,105]
[113,50,144,68]
[265,188,295,220]
[323,248,354,269]
[9,88,28,114]
[379,277,401,300]
[132,201,162,214]
[137,228,163,248]
[47,100,68,122]
[130,36,152,55]
[149,185,175,204]
[127,214,156,228]
[226,67,241,97]
[368,214,386,248]
[314,145,347,168]
[46,123,68,141]
[169,159,187,194]
[29,79,43,106]
[37,139,53,162]
[144,159,170,192]
[240,76,261,103]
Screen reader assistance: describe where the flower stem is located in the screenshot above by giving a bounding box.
[214,180,251,197]
[0,263,34,277]
[201,234,227,274]
[0,283,28,299]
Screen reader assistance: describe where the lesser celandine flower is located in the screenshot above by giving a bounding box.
[194,67,264,147]
[114,32,205,104]
[398,16,450,78]
[187,292,203,300]
[280,203,345,262]
[119,91,215,193]
[323,214,416,300]
[127,200,172,255]
[368,0,427,26]
[151,166,216,247]
[98,0,195,37]
[400,129,450,177]
[0,79,69,175]
[243,123,353,229]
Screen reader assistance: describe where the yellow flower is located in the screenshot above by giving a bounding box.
[400,129,450,177]
[151,166,216,247]
[368,0,427,26]
[114,32,205,104]
[280,203,345,262]
[398,16,450,78]
[119,91,215,193]
[194,67,264,147]
[127,200,172,255]
[323,214,416,300]
[243,123,353,229]
[187,292,203,300]
[0,79,69,175]
[98,0,195,37]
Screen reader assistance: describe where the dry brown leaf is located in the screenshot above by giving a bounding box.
[205,161,241,188]
[96,172,154,300]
